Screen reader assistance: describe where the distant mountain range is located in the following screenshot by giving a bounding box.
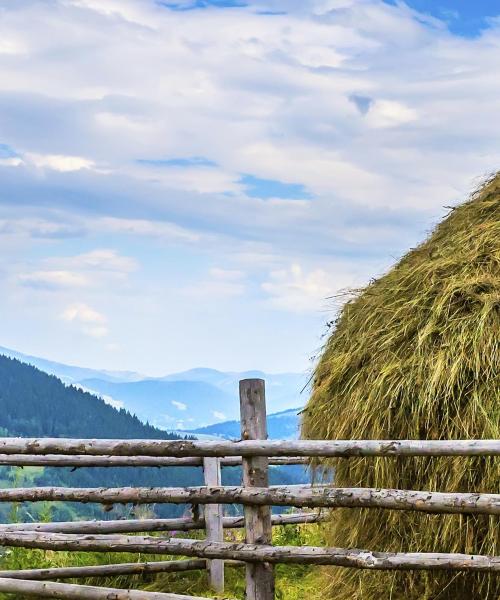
[0,346,309,432]
[0,346,144,384]
[0,353,309,521]
[187,407,302,440]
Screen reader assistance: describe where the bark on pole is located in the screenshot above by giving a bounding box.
[0,512,325,535]
[240,378,275,600]
[203,457,224,592]
[0,532,498,573]
[0,559,207,580]
[0,577,215,599]
[0,438,498,457]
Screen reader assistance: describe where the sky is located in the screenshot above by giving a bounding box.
[0,0,499,376]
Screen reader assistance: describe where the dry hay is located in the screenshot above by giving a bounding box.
[302,175,500,599]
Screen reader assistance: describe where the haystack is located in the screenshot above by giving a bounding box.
[302,175,499,599]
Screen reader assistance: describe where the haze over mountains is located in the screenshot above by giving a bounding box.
[0,346,307,434]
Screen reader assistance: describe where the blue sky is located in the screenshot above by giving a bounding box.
[0,0,499,375]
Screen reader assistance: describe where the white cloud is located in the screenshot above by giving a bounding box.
[14,249,138,294]
[62,303,106,323]
[52,249,138,273]
[24,153,94,172]
[0,157,23,167]
[172,400,187,411]
[61,302,109,338]
[365,100,419,128]
[18,270,88,290]
[212,411,226,421]
[262,264,335,312]
[94,218,200,243]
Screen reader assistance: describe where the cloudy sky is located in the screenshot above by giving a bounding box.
[0,0,499,376]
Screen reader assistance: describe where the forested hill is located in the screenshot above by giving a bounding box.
[0,355,185,440]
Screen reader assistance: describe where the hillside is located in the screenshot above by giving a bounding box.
[78,377,236,431]
[0,347,309,431]
[0,346,143,384]
[0,355,185,440]
[80,369,308,430]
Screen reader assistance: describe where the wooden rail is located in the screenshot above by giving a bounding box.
[0,378,497,600]
[0,513,326,534]
[0,559,208,580]
[0,438,497,457]
[0,577,219,599]
[0,485,497,515]
[0,455,306,467]
[0,533,498,573]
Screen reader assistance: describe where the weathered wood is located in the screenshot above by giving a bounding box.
[0,559,207,580]
[1,485,498,515]
[203,457,224,592]
[0,438,498,457]
[0,512,326,534]
[0,454,205,467]
[0,533,498,573]
[240,379,275,600]
[0,454,306,467]
[0,577,215,599]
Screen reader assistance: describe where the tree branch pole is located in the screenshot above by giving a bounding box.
[0,455,306,467]
[0,438,497,457]
[0,512,326,534]
[0,559,207,580]
[240,378,275,600]
[0,485,497,515]
[0,577,217,599]
[202,457,224,592]
[0,533,498,573]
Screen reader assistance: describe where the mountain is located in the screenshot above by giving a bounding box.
[162,368,308,413]
[81,369,309,431]
[0,346,143,384]
[0,346,310,431]
[0,354,186,440]
[77,378,236,431]
[0,354,309,521]
[188,407,302,440]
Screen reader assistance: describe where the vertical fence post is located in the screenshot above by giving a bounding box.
[202,456,224,593]
[239,378,275,600]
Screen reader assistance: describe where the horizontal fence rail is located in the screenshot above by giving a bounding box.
[0,559,208,581]
[0,438,498,457]
[0,577,220,599]
[0,379,497,600]
[0,513,326,534]
[0,560,245,582]
[0,454,306,468]
[1,485,498,515]
[0,533,498,573]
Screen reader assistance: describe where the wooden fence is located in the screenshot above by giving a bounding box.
[0,378,497,599]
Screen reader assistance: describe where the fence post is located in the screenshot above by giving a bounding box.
[202,457,224,593]
[239,378,275,600]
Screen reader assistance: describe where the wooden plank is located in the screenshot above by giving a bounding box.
[0,485,498,515]
[240,379,275,600]
[0,577,216,599]
[0,455,204,467]
[0,559,206,580]
[0,454,306,467]
[0,533,498,573]
[0,438,498,457]
[0,512,326,534]
[203,457,224,593]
